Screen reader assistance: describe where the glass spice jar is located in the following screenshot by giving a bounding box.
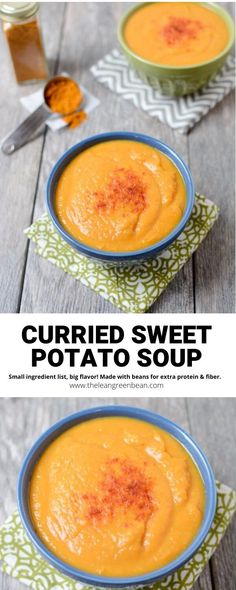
[0,2,48,84]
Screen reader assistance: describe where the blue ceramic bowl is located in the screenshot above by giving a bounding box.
[18,405,216,588]
[46,132,195,264]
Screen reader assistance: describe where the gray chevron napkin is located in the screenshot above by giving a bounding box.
[90,50,235,134]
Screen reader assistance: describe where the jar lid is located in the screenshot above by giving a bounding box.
[0,2,39,22]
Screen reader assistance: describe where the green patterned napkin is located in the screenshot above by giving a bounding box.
[25,194,219,312]
[0,482,235,590]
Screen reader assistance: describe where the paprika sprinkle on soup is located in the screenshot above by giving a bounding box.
[81,457,153,523]
[95,168,147,214]
[161,17,204,46]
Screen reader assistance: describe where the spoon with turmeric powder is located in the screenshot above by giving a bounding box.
[1,75,85,155]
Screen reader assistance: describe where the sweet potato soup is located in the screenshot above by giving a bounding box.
[29,417,205,576]
[124,2,229,66]
[54,140,186,252]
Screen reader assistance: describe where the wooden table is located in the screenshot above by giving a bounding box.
[0,2,235,313]
[0,397,235,589]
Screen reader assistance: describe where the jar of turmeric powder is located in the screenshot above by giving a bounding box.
[0,2,48,84]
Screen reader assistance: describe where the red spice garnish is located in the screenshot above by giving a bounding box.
[81,457,153,523]
[162,17,204,45]
[95,168,147,214]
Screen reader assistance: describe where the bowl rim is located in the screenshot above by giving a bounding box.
[118,1,235,71]
[46,131,195,260]
[17,405,216,587]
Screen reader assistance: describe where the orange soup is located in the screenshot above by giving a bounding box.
[54,140,186,252]
[124,2,229,67]
[29,417,205,576]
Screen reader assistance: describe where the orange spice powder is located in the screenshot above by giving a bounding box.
[64,110,87,129]
[45,77,87,130]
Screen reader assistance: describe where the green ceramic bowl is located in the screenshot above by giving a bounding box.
[118,2,235,97]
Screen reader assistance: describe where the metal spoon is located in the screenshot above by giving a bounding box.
[1,75,82,155]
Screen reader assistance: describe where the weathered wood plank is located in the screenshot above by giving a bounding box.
[188,1,235,313]
[210,521,236,590]
[0,3,66,312]
[187,398,236,590]
[186,398,236,487]
[188,90,235,313]
[1,577,27,590]
[20,2,192,313]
